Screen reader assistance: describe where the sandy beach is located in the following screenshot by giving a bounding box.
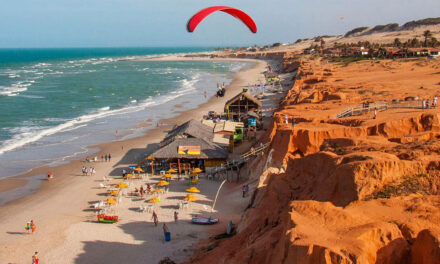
[0,56,271,263]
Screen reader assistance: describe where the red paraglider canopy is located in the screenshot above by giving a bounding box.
[187,6,257,33]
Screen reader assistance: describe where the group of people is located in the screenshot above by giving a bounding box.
[85,153,112,163]
[134,183,153,198]
[81,166,96,176]
[422,96,438,109]
[151,210,178,242]
[25,220,36,234]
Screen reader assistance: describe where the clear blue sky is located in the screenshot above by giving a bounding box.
[1,0,439,48]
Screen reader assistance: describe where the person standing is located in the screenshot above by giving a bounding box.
[163,223,169,234]
[101,155,104,162]
[422,99,426,109]
[82,166,87,176]
[433,96,438,107]
[174,211,179,222]
[89,167,93,176]
[244,185,249,197]
[284,115,289,124]
[30,220,36,234]
[104,154,108,162]
[242,185,246,198]
[140,186,144,198]
[32,251,39,264]
[146,183,151,195]
[373,108,377,119]
[152,210,159,226]
[108,153,111,162]
[25,222,30,234]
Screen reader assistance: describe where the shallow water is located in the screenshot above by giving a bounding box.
[0,48,251,178]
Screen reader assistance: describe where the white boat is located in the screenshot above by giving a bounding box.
[191,217,219,225]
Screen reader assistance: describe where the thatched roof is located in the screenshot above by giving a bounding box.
[224,92,262,108]
[161,119,213,146]
[151,138,228,160]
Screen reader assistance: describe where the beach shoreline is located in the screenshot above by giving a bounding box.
[0,57,263,194]
[0,55,271,263]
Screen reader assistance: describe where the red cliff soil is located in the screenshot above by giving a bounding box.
[185,56,440,264]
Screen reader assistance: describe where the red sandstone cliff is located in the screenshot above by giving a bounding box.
[185,56,440,264]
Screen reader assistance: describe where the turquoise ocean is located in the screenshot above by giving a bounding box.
[0,48,251,179]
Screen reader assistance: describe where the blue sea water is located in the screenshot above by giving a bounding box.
[0,48,251,178]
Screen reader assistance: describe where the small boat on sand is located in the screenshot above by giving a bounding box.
[191,217,219,225]
[97,214,119,224]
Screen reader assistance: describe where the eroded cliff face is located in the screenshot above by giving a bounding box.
[186,57,440,264]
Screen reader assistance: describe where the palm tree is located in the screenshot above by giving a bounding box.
[423,30,432,47]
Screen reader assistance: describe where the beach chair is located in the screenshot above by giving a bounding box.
[100,183,110,188]
[180,202,189,210]
[139,205,147,213]
[145,204,153,213]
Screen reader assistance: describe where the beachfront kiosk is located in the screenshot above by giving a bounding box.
[224,92,262,122]
[150,137,228,175]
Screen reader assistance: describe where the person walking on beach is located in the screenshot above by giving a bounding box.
[104,154,108,162]
[30,220,36,234]
[174,211,179,223]
[242,185,246,198]
[373,108,377,119]
[152,210,159,226]
[82,166,87,176]
[108,153,111,162]
[89,167,93,176]
[433,96,438,107]
[32,251,39,264]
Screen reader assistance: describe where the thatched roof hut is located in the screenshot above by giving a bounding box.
[161,119,214,147]
[151,138,228,160]
[224,92,262,121]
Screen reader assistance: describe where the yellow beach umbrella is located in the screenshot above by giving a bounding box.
[184,194,198,202]
[134,168,144,172]
[106,198,116,204]
[167,168,176,173]
[161,174,172,179]
[148,197,162,203]
[116,182,128,188]
[157,181,169,187]
[152,188,164,193]
[146,156,155,161]
[190,179,199,184]
[110,190,119,196]
[192,168,202,173]
[186,187,200,193]
[124,173,134,179]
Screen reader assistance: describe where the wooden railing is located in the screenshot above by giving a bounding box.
[211,142,270,176]
[336,100,428,118]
